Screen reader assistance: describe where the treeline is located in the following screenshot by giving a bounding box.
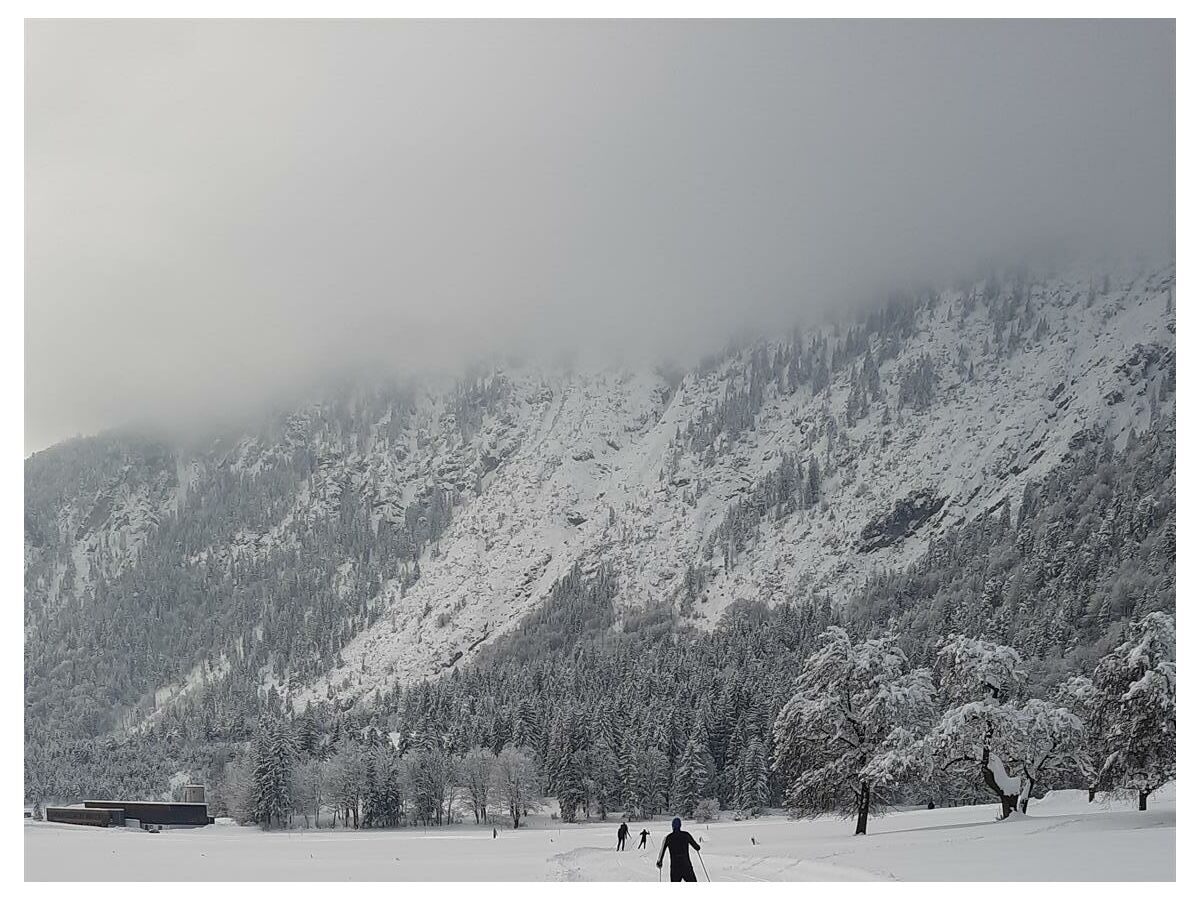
[192,596,819,828]
[214,724,541,830]
[212,612,1174,835]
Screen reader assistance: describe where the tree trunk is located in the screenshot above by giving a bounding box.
[1138,789,1149,811]
[980,750,1019,819]
[1088,787,1096,803]
[1018,777,1034,814]
[854,783,870,835]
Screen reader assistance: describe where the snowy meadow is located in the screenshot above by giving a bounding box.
[25,786,1174,881]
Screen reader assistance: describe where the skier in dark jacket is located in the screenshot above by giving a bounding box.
[638,828,650,849]
[616,821,630,850]
[657,817,701,882]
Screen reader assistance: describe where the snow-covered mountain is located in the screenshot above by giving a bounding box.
[24,262,1175,739]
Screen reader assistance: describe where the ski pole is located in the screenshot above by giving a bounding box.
[698,852,710,882]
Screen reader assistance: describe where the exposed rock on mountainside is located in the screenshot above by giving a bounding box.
[858,489,947,552]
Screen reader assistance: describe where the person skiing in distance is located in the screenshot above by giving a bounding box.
[657,817,701,882]
[638,828,650,849]
[616,820,629,851]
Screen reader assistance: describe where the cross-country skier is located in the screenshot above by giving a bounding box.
[657,817,701,882]
[638,828,650,849]
[616,821,629,850]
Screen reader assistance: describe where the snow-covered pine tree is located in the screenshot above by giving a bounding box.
[736,735,770,814]
[361,745,401,828]
[772,626,935,834]
[670,735,707,816]
[556,746,588,823]
[639,739,670,819]
[512,697,543,752]
[619,729,643,818]
[544,713,569,795]
[589,728,621,821]
[252,717,296,829]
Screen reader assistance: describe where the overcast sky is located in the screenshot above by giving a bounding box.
[25,19,1174,454]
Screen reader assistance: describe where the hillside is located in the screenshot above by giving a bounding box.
[24,262,1176,744]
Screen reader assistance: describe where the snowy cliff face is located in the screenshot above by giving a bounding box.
[24,263,1175,733]
[24,440,180,622]
[306,264,1174,705]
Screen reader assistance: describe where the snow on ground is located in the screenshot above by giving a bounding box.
[25,788,1174,881]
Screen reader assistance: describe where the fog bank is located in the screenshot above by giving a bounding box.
[26,19,1174,453]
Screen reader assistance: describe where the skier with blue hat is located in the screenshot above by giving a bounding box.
[656,817,702,882]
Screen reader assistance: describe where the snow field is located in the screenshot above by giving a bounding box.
[25,787,1174,881]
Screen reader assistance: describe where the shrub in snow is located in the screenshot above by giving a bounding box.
[695,798,720,822]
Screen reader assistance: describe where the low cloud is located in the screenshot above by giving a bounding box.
[25,19,1174,453]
